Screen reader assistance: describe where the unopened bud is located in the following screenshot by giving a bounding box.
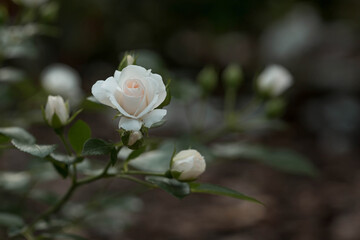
[222,63,243,88]
[44,95,69,128]
[197,66,218,95]
[171,149,206,181]
[257,65,293,97]
[121,130,143,149]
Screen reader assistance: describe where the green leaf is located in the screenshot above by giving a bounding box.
[11,139,56,158]
[50,153,82,165]
[51,161,69,178]
[82,138,113,156]
[129,142,173,172]
[126,146,146,162]
[213,143,318,177]
[189,182,263,204]
[0,212,24,228]
[110,148,118,166]
[145,176,190,199]
[68,120,91,154]
[158,79,171,109]
[0,127,35,143]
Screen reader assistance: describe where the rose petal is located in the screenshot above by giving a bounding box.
[108,94,133,118]
[91,77,118,108]
[118,94,147,116]
[114,70,121,80]
[142,109,167,128]
[118,65,150,85]
[119,117,142,131]
[149,73,167,108]
[136,94,159,118]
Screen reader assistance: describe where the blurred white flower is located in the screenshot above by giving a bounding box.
[171,149,206,181]
[45,95,69,127]
[41,64,83,106]
[257,65,293,97]
[92,65,167,131]
[260,4,321,61]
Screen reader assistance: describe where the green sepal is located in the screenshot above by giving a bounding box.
[118,52,137,71]
[51,112,63,129]
[67,108,83,125]
[157,79,171,109]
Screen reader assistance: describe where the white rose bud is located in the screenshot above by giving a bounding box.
[128,131,143,146]
[171,149,206,181]
[126,55,135,65]
[257,65,293,97]
[92,65,167,131]
[45,95,69,127]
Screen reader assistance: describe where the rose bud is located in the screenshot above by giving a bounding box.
[171,149,206,181]
[92,65,167,131]
[126,54,135,65]
[121,130,143,149]
[257,64,293,97]
[222,63,243,89]
[44,95,69,128]
[197,66,218,96]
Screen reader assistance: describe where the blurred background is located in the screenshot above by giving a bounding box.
[1,0,360,239]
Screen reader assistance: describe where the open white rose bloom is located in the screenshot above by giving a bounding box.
[92,65,167,131]
[257,64,293,96]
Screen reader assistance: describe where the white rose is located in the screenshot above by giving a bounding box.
[41,64,83,106]
[257,65,293,97]
[171,149,206,181]
[45,95,69,126]
[92,65,167,131]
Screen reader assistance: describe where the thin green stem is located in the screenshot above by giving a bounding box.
[57,132,73,156]
[24,181,77,234]
[116,174,157,188]
[77,160,112,186]
[125,170,165,177]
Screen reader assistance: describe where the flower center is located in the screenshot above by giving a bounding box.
[124,79,144,97]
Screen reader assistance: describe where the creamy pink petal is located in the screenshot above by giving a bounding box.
[142,109,167,128]
[136,94,159,118]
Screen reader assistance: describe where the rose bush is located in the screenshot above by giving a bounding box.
[92,65,167,131]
